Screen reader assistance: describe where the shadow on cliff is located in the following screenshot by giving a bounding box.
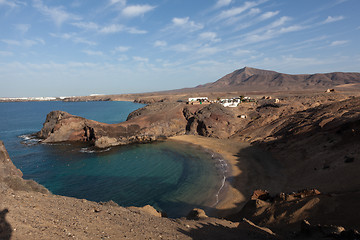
[0,209,12,240]
[177,222,277,240]
[178,223,244,240]
[208,143,285,219]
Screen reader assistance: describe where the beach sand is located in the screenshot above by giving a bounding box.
[169,135,284,217]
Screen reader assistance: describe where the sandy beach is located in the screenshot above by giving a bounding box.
[169,135,284,217]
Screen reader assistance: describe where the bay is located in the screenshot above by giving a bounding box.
[0,101,224,217]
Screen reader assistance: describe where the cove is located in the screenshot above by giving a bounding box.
[0,101,225,217]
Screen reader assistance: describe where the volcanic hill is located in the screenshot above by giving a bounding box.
[172,67,360,93]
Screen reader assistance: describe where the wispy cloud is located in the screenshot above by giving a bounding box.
[216,1,258,21]
[214,0,233,9]
[72,21,98,30]
[154,40,167,47]
[198,32,221,43]
[133,56,149,62]
[33,0,81,26]
[330,40,348,46]
[169,17,204,32]
[50,33,96,46]
[0,0,26,8]
[1,38,45,47]
[114,46,130,52]
[72,22,147,34]
[82,50,104,56]
[233,10,279,31]
[109,0,126,6]
[0,51,13,56]
[99,24,124,34]
[323,15,344,24]
[14,24,31,34]
[259,11,279,21]
[121,4,156,18]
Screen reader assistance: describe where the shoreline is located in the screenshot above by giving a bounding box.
[169,135,251,217]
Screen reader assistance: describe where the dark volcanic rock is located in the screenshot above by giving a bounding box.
[184,103,236,138]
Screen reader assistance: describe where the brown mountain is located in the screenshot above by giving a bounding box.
[191,67,360,92]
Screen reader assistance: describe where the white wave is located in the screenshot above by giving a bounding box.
[212,175,226,207]
[80,147,112,153]
[19,134,41,145]
[80,147,95,153]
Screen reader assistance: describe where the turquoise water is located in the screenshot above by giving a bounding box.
[0,101,225,217]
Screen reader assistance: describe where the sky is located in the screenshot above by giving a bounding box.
[0,0,359,97]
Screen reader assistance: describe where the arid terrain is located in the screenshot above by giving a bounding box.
[1,67,360,239]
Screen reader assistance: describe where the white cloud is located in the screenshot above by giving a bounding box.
[323,16,344,24]
[14,24,30,34]
[126,27,147,34]
[214,0,233,9]
[170,17,203,32]
[72,21,99,30]
[72,22,147,35]
[0,51,13,56]
[109,0,126,6]
[50,33,96,46]
[279,25,307,33]
[240,18,304,45]
[121,4,156,18]
[82,50,104,56]
[199,32,221,42]
[99,24,124,34]
[330,40,348,46]
[154,40,167,47]
[259,11,279,21]
[171,44,192,52]
[73,38,97,46]
[1,38,44,47]
[0,0,25,8]
[133,56,149,62]
[268,16,291,28]
[114,46,130,52]
[33,0,81,26]
[216,1,258,20]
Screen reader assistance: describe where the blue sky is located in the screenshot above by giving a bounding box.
[0,0,359,97]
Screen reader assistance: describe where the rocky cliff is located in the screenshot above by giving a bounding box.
[36,103,241,148]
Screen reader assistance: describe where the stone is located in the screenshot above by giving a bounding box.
[186,208,208,220]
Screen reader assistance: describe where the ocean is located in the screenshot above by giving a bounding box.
[0,101,227,217]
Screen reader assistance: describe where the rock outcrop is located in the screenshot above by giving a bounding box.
[0,141,48,194]
[231,189,360,237]
[37,102,239,148]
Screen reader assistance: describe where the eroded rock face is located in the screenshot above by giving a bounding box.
[37,103,239,148]
[0,141,49,194]
[184,103,237,138]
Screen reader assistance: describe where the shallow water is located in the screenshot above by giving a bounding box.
[0,101,226,217]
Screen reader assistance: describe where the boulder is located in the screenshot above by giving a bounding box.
[186,208,208,220]
[127,205,162,217]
